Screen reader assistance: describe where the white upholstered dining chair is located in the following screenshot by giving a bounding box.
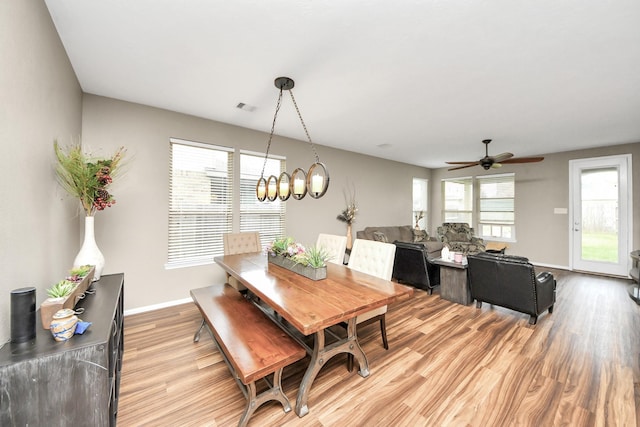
[315,233,348,265]
[347,238,396,367]
[222,231,261,292]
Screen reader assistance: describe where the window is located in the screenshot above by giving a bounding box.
[412,178,428,229]
[239,151,286,247]
[442,177,473,224]
[167,138,233,268]
[478,173,515,240]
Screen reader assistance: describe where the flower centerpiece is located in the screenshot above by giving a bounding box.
[54,140,126,279]
[265,237,332,280]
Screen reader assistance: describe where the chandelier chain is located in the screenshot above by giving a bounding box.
[289,89,320,163]
[260,88,284,178]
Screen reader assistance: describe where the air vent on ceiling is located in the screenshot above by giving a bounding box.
[236,102,256,112]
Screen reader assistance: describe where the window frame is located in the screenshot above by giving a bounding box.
[441,176,474,225]
[166,138,234,269]
[441,173,517,242]
[239,150,286,248]
[477,173,516,242]
[412,178,429,230]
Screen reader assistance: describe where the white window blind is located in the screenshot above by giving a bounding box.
[167,139,233,268]
[442,177,473,225]
[239,152,285,247]
[478,173,515,240]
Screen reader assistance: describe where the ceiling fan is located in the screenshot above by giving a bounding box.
[446,139,544,171]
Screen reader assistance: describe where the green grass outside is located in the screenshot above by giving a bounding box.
[582,232,618,262]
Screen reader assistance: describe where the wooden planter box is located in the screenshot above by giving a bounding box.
[40,267,95,329]
[268,255,327,281]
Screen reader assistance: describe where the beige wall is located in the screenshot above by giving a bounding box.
[0,0,83,344]
[3,0,637,344]
[431,142,640,268]
[81,95,430,311]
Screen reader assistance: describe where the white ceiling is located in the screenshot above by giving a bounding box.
[44,0,640,168]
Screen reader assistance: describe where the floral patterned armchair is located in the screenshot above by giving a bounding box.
[436,222,485,255]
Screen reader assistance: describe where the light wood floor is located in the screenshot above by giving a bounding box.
[117,270,640,426]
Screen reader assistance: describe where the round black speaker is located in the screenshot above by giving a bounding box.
[11,286,36,343]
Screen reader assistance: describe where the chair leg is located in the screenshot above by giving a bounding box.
[346,314,388,373]
[529,315,538,325]
[379,315,389,350]
[476,301,482,309]
[548,305,554,313]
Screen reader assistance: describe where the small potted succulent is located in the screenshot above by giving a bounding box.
[40,265,95,329]
[46,280,76,299]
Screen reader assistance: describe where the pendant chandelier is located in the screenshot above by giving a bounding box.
[256,77,329,202]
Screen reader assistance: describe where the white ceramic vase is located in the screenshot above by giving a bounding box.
[73,216,105,280]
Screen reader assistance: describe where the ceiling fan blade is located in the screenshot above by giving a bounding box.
[446,161,479,165]
[500,156,544,164]
[448,163,480,171]
[492,152,514,163]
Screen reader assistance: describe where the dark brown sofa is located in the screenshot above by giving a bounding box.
[356,225,443,258]
[356,226,443,292]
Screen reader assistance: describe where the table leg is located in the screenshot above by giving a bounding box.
[347,317,369,378]
[295,318,369,417]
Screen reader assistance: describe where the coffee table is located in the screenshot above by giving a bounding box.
[431,257,471,305]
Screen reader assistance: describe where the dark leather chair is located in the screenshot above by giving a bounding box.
[392,241,440,294]
[467,252,556,325]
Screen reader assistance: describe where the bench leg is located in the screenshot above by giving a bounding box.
[239,368,291,427]
[193,318,205,342]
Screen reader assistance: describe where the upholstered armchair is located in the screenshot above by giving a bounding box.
[346,239,396,370]
[392,241,439,294]
[316,233,347,265]
[467,252,556,325]
[436,222,485,255]
[222,232,261,292]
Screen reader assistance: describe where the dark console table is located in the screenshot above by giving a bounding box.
[0,273,124,426]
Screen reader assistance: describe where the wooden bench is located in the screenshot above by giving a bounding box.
[191,284,306,427]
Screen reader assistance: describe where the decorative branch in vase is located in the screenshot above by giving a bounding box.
[414,210,424,230]
[54,140,126,280]
[336,186,358,251]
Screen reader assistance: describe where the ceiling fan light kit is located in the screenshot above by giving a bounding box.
[446,139,544,171]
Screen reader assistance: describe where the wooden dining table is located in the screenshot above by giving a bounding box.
[214,252,414,417]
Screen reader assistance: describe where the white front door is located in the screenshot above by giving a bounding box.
[569,154,632,277]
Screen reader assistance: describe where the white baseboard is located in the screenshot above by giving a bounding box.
[124,297,192,317]
[531,262,629,279]
[530,262,570,271]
